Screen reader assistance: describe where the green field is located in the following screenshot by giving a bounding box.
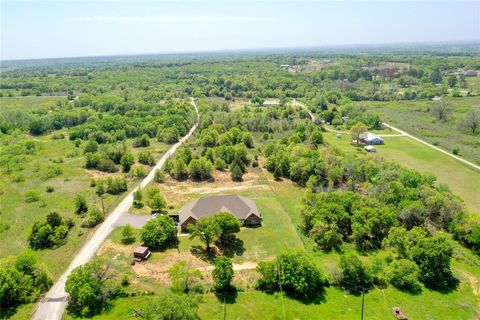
[351,97,480,164]
[323,132,480,213]
[0,95,66,111]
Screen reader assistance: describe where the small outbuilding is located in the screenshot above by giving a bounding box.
[364,145,376,153]
[133,246,151,262]
[179,195,262,232]
[358,132,384,145]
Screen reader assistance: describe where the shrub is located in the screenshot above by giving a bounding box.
[29,212,71,249]
[257,251,327,298]
[13,174,25,182]
[154,169,165,183]
[452,148,460,155]
[338,253,374,294]
[121,224,136,244]
[40,163,63,181]
[141,215,177,249]
[74,194,88,214]
[45,185,55,193]
[138,151,156,166]
[120,153,134,172]
[25,190,41,203]
[189,157,213,180]
[131,165,147,179]
[215,158,227,171]
[82,207,104,228]
[133,134,150,148]
[385,259,421,293]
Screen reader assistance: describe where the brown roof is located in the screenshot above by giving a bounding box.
[179,195,260,225]
[133,246,150,255]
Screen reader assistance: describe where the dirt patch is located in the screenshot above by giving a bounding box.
[131,251,211,284]
[464,272,479,296]
[157,168,269,207]
[97,239,132,256]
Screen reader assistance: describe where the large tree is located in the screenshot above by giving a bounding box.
[338,253,374,294]
[212,256,234,292]
[143,291,199,320]
[189,216,221,250]
[168,260,203,294]
[141,215,177,249]
[213,211,241,242]
[431,100,450,122]
[257,251,327,298]
[458,110,480,134]
[350,122,368,146]
[65,262,116,317]
[410,235,453,288]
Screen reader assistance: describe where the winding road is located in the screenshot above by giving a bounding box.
[33,98,199,320]
[292,99,480,172]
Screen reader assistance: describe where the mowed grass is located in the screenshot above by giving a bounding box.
[0,95,66,111]
[352,97,480,163]
[323,132,480,213]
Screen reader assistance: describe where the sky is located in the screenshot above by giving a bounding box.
[1,0,479,60]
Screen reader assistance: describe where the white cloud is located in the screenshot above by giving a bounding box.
[77,15,273,23]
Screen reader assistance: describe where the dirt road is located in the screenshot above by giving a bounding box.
[33,98,199,320]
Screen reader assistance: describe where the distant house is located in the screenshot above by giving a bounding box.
[341,116,350,122]
[462,69,478,77]
[262,100,281,106]
[358,132,384,145]
[133,246,151,262]
[364,145,376,153]
[179,195,262,231]
[280,64,291,68]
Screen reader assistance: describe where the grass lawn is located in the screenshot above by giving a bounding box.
[0,95,67,111]
[0,129,168,279]
[90,166,480,319]
[323,132,480,213]
[351,97,480,164]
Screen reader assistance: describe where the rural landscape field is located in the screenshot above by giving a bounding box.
[1,1,479,320]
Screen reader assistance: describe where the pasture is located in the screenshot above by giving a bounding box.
[351,97,480,164]
[323,132,480,213]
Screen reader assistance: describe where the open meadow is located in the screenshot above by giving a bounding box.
[82,163,480,320]
[349,96,480,164]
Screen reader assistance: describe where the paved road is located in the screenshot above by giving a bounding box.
[33,98,199,320]
[293,99,480,172]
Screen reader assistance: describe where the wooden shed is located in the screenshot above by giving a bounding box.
[133,246,151,261]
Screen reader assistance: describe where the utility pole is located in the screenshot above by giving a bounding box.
[223,296,226,320]
[361,290,365,320]
[100,195,105,216]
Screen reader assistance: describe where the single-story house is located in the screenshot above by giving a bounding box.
[358,132,384,145]
[179,195,262,231]
[133,246,151,261]
[364,145,376,153]
[462,70,478,77]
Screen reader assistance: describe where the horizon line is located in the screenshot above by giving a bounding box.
[2,40,479,64]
